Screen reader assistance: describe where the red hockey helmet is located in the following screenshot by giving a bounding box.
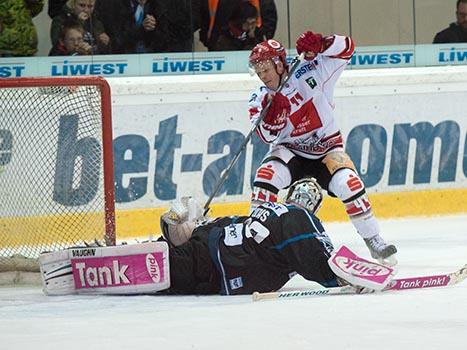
[249,39,287,68]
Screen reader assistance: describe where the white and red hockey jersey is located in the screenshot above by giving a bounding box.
[248,35,354,159]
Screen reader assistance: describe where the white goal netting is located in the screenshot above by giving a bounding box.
[0,78,115,278]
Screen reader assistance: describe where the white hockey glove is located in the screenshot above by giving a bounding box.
[160,197,206,247]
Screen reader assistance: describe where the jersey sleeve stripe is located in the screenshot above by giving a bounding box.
[330,37,355,60]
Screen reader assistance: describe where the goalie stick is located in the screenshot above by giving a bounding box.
[203,53,305,216]
[252,264,467,301]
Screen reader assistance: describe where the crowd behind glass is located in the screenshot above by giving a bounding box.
[0,0,466,58]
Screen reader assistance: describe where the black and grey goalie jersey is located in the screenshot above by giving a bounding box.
[204,202,337,295]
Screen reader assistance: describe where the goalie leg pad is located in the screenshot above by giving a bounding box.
[39,242,170,295]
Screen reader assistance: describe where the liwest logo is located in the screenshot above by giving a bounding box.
[438,47,467,63]
[0,65,26,77]
[51,60,128,76]
[152,57,225,73]
[351,52,413,66]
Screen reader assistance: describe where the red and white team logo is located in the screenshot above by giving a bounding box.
[257,164,275,180]
[346,174,363,191]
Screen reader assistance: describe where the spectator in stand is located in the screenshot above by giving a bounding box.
[433,0,467,43]
[49,20,92,55]
[50,0,111,55]
[199,0,277,51]
[0,0,44,57]
[48,0,67,18]
[211,1,262,51]
[95,0,170,54]
[161,0,195,52]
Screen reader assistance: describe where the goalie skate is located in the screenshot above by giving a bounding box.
[364,235,398,266]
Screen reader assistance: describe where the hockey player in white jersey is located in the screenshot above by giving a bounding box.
[247,31,397,265]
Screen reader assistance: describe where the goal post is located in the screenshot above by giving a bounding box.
[0,76,115,275]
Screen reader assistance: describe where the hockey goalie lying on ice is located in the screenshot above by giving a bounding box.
[39,178,396,296]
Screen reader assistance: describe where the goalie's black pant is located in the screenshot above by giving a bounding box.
[165,205,338,295]
[166,227,222,295]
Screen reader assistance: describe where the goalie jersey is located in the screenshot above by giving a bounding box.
[169,203,337,295]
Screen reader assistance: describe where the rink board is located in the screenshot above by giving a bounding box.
[107,66,467,238]
[0,188,465,245]
[1,66,466,243]
[114,188,467,239]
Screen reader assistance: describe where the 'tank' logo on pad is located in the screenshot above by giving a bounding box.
[73,260,130,288]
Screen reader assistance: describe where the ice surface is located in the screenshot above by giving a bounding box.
[1,215,466,350]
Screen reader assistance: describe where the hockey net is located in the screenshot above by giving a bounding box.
[0,77,115,283]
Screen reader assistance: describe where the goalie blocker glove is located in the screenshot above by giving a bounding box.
[328,245,395,292]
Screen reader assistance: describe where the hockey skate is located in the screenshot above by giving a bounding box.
[364,235,398,266]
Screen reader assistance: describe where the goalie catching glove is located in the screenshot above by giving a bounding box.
[160,196,206,247]
[261,92,290,132]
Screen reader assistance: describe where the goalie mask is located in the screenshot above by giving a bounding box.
[285,178,323,214]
